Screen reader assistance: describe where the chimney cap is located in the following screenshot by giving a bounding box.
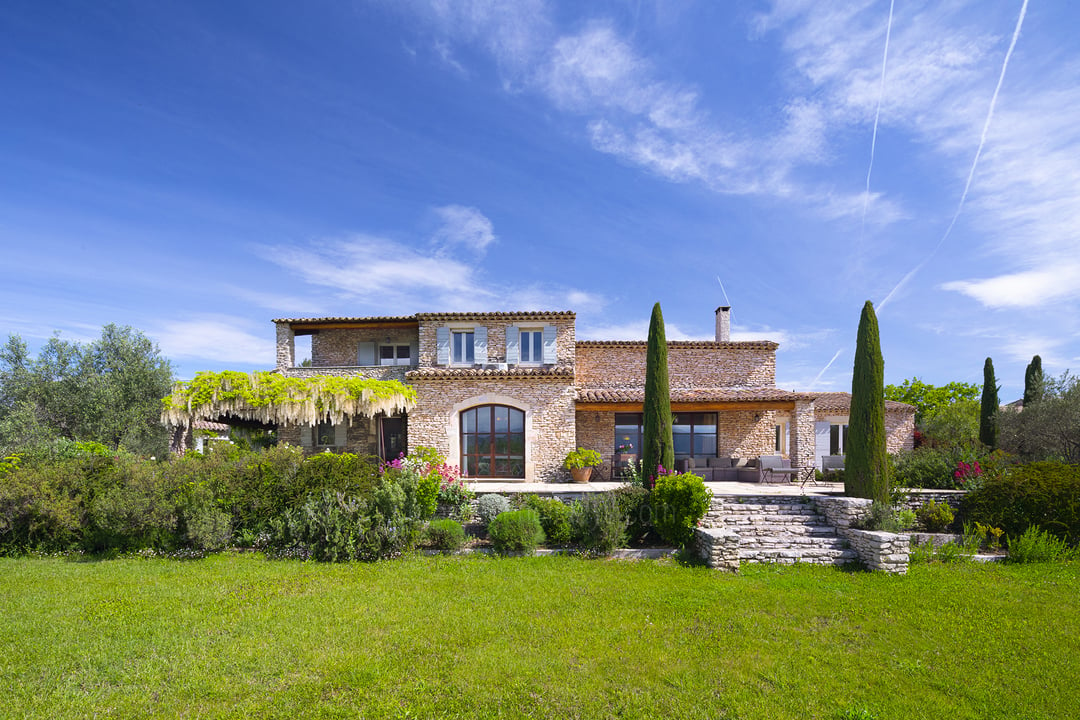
[715,305,731,312]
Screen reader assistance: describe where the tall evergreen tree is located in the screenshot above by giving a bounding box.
[1023,355,1044,407]
[641,302,673,490]
[845,301,889,502]
[980,357,999,448]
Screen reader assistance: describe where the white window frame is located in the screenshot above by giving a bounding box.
[379,344,412,366]
[451,330,475,365]
[517,328,544,365]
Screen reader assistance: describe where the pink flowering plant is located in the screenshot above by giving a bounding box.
[383,446,472,522]
[954,459,984,491]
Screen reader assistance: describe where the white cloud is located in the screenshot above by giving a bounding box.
[941,265,1080,308]
[153,316,277,366]
[432,204,496,253]
[261,233,492,311]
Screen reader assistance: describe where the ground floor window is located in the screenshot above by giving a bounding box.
[460,405,525,478]
[830,423,848,455]
[615,412,717,459]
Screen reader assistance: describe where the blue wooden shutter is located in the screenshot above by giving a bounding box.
[300,424,313,450]
[436,327,450,365]
[542,325,557,364]
[505,325,519,365]
[358,342,376,366]
[334,422,347,448]
[474,326,488,364]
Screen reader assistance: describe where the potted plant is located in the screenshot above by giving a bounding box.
[563,447,603,483]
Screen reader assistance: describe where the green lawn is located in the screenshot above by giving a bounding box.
[1,554,1077,719]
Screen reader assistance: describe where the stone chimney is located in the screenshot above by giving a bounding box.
[715,306,731,342]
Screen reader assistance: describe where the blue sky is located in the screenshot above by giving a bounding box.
[3,0,1078,400]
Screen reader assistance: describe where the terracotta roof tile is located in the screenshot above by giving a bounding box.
[415,311,574,321]
[272,315,417,324]
[576,340,778,350]
[576,387,816,403]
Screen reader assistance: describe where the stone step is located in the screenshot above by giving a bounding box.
[734,524,842,535]
[742,537,850,550]
[715,504,818,514]
[739,547,859,564]
[720,513,827,525]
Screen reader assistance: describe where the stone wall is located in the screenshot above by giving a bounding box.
[716,409,778,458]
[815,496,909,573]
[408,376,576,482]
[278,416,376,456]
[886,412,916,454]
[575,411,615,479]
[311,327,419,368]
[281,366,409,382]
[901,489,965,512]
[695,528,740,572]
[575,342,776,389]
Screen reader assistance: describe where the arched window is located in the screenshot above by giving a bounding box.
[460,405,525,478]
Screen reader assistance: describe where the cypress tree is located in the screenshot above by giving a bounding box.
[642,302,673,490]
[980,357,999,448]
[1023,354,1043,407]
[845,301,889,502]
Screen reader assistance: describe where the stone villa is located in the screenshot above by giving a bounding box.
[270,306,915,482]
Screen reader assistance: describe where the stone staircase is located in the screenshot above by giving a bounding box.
[704,495,859,566]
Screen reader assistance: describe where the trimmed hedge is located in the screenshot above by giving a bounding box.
[959,462,1080,544]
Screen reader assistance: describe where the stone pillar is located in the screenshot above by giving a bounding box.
[789,399,815,473]
[275,322,295,370]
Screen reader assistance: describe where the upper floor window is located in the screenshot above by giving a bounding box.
[452,331,475,365]
[519,330,543,364]
[379,345,411,366]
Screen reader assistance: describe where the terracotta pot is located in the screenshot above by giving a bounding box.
[570,467,593,484]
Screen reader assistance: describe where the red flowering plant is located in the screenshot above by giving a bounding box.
[954,460,983,491]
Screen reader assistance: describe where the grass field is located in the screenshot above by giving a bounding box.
[2,553,1078,719]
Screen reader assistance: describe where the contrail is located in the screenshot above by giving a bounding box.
[809,348,845,390]
[859,0,895,237]
[715,276,731,306]
[878,0,1029,312]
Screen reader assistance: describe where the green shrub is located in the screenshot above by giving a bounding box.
[476,494,510,528]
[1007,526,1076,563]
[959,462,1080,544]
[651,471,711,547]
[916,499,955,533]
[0,459,81,553]
[572,493,627,555]
[270,489,366,562]
[178,482,232,551]
[488,509,544,555]
[854,501,913,533]
[613,484,653,545]
[892,448,957,489]
[516,495,575,545]
[82,459,182,552]
[424,519,466,554]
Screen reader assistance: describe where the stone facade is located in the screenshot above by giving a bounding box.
[311,326,418,368]
[416,312,576,369]
[277,416,377,456]
[575,342,776,388]
[408,376,576,483]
